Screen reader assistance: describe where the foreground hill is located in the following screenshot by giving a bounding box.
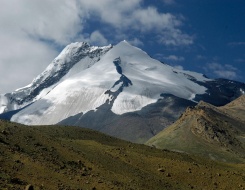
[0,120,245,189]
[147,95,245,163]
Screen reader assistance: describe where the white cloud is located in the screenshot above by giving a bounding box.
[0,0,88,93]
[205,63,238,79]
[79,0,192,45]
[132,7,181,31]
[163,55,185,61]
[0,0,193,93]
[235,58,245,63]
[78,0,141,28]
[159,29,193,46]
[0,0,83,45]
[0,35,58,93]
[89,31,108,46]
[128,38,144,46]
[196,55,206,60]
[162,0,176,5]
[174,65,184,70]
[228,42,245,46]
[0,0,83,93]
[214,70,237,79]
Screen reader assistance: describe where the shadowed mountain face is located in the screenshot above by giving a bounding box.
[194,78,245,106]
[59,79,245,143]
[1,120,245,190]
[59,94,196,143]
[146,95,245,163]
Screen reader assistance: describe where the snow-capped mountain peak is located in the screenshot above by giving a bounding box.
[0,40,208,125]
[1,40,244,128]
[0,42,112,113]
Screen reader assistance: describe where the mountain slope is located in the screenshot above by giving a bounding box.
[221,94,245,123]
[1,120,245,190]
[0,41,245,143]
[0,42,112,113]
[146,95,245,162]
[60,94,196,143]
[9,41,209,125]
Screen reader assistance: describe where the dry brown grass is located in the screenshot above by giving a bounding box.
[0,120,245,189]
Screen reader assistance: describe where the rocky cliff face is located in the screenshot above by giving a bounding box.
[0,42,112,113]
[147,95,245,162]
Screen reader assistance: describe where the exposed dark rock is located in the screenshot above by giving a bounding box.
[25,184,34,190]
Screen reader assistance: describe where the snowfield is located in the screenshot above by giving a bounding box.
[1,41,211,125]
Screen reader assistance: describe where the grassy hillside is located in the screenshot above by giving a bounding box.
[146,95,245,163]
[221,95,245,123]
[0,120,245,189]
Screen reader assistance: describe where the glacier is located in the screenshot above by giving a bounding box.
[0,42,112,113]
[1,41,213,125]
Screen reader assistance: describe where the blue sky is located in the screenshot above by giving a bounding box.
[146,0,245,82]
[0,0,244,93]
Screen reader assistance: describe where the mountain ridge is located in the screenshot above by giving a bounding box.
[4,41,210,123]
[0,41,245,143]
[0,42,112,113]
[146,95,245,162]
